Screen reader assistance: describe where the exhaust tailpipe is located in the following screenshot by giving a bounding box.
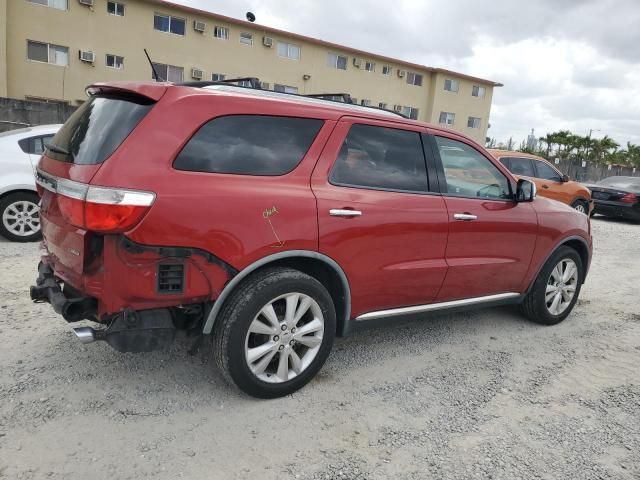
[73,327,96,344]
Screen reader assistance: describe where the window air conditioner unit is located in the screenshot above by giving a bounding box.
[397,69,406,78]
[193,20,206,32]
[263,36,273,47]
[78,0,94,6]
[261,82,270,90]
[79,50,95,63]
[353,57,362,68]
[393,105,402,112]
[191,68,203,80]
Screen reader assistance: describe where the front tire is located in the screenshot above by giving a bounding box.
[521,246,583,325]
[571,199,589,215]
[0,192,42,242]
[213,267,336,398]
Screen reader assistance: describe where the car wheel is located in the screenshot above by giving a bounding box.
[213,267,336,398]
[521,246,583,326]
[571,199,589,214]
[0,192,42,242]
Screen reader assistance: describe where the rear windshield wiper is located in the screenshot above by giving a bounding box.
[46,144,70,155]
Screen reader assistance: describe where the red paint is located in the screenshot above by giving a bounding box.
[36,82,592,323]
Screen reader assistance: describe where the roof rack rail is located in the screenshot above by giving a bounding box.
[176,77,263,89]
[305,93,353,103]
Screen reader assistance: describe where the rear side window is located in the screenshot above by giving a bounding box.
[174,115,323,176]
[330,124,428,193]
[46,95,153,164]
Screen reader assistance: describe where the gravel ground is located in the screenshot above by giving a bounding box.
[0,216,639,480]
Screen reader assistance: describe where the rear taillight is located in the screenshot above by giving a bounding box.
[37,170,155,233]
[620,193,637,204]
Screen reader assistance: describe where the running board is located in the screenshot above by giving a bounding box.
[355,292,521,321]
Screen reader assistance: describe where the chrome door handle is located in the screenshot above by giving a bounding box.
[453,213,478,221]
[330,209,362,217]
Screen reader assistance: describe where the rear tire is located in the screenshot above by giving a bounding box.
[0,192,42,242]
[521,246,583,325]
[571,199,589,215]
[213,267,336,398]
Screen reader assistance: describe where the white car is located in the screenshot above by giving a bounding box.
[0,124,62,242]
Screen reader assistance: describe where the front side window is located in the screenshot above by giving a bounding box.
[277,42,300,60]
[27,0,67,10]
[444,78,459,92]
[439,111,455,125]
[330,124,428,193]
[240,32,253,45]
[406,72,423,86]
[505,157,535,177]
[274,84,298,94]
[534,160,563,181]
[472,85,486,97]
[151,63,183,82]
[27,40,68,66]
[174,115,323,176]
[467,116,481,129]
[154,13,185,35]
[214,26,229,39]
[107,1,124,16]
[435,136,511,200]
[105,54,124,69]
[327,53,347,70]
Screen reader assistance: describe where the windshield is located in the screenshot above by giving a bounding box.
[46,94,153,164]
[597,176,640,191]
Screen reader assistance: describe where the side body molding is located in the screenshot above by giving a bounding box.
[202,250,351,334]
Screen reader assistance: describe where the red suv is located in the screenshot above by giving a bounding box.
[31,81,592,398]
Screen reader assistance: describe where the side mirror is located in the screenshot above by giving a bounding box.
[561,174,570,182]
[516,179,536,202]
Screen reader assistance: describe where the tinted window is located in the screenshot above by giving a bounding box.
[506,157,535,177]
[174,115,323,176]
[330,124,428,193]
[46,95,153,164]
[17,134,54,155]
[533,160,562,181]
[436,136,511,200]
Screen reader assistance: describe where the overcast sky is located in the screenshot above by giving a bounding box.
[173,0,640,146]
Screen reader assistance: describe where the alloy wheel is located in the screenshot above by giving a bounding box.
[244,292,324,383]
[2,200,40,237]
[574,203,586,214]
[545,258,579,315]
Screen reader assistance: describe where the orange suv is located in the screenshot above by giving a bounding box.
[489,150,592,214]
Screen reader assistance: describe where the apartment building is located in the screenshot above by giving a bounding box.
[0,0,502,143]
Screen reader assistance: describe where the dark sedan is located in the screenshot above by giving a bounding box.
[584,176,640,222]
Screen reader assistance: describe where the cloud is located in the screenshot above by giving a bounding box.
[172,0,640,145]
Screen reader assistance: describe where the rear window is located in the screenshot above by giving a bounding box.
[597,176,640,190]
[173,115,323,176]
[46,95,153,164]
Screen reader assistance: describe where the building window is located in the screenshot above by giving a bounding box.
[274,84,298,94]
[327,53,347,70]
[239,32,253,45]
[27,0,67,10]
[151,63,183,82]
[365,61,375,72]
[444,78,459,92]
[467,116,481,129]
[406,72,423,86]
[211,73,225,81]
[214,26,229,40]
[378,102,387,109]
[277,42,300,60]
[154,13,186,36]
[382,66,392,76]
[27,40,68,66]
[107,1,124,16]
[105,54,124,69]
[439,111,455,125]
[401,106,419,120]
[360,99,372,106]
[472,85,486,98]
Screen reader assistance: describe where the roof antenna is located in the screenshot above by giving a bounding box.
[246,11,256,22]
[144,48,164,81]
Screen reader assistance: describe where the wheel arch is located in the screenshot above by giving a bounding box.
[202,250,351,336]
[0,187,38,201]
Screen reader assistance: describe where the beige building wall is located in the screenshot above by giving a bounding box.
[2,0,500,143]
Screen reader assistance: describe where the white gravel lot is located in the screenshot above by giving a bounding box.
[0,216,639,480]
